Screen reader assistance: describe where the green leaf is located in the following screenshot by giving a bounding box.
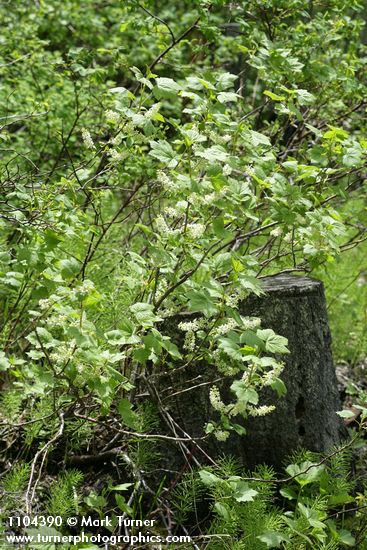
[328,492,354,506]
[232,481,258,502]
[239,330,263,349]
[342,144,363,168]
[336,409,356,419]
[218,336,242,360]
[230,381,259,405]
[35,327,56,348]
[149,140,179,168]
[118,398,139,430]
[214,502,230,520]
[161,337,182,359]
[216,72,238,90]
[58,257,81,278]
[280,487,297,500]
[257,531,290,548]
[199,470,221,486]
[85,491,107,511]
[323,126,348,142]
[264,90,286,101]
[256,329,289,354]
[337,529,356,546]
[111,483,133,491]
[231,257,244,273]
[0,352,10,372]
[217,91,238,103]
[298,502,326,529]
[213,217,232,239]
[270,377,287,397]
[295,89,315,105]
[44,230,64,250]
[249,130,271,147]
[187,290,217,317]
[195,145,229,163]
[130,302,162,327]
[286,461,324,486]
[131,66,154,90]
[154,77,181,99]
[232,423,246,435]
[115,493,133,515]
[104,328,141,346]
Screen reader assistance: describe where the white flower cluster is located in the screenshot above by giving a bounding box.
[81,128,95,150]
[110,133,123,146]
[74,279,95,298]
[164,207,178,218]
[183,330,195,351]
[39,298,51,311]
[210,383,251,418]
[223,164,232,176]
[202,192,217,205]
[248,405,276,417]
[239,370,251,386]
[186,223,205,239]
[155,279,168,300]
[212,349,241,376]
[176,200,188,212]
[145,102,161,119]
[225,293,240,308]
[105,109,120,123]
[187,192,203,207]
[212,318,238,338]
[262,362,285,387]
[155,215,171,235]
[76,363,87,374]
[157,306,177,319]
[208,130,232,146]
[241,316,261,330]
[178,319,201,332]
[108,148,127,162]
[47,314,69,328]
[50,343,75,366]
[228,400,247,417]
[270,227,282,238]
[209,385,226,412]
[283,232,293,243]
[214,429,230,442]
[156,170,177,191]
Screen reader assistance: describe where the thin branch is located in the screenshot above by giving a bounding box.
[0,53,31,69]
[25,412,65,514]
[149,16,200,71]
[138,4,175,43]
[73,412,207,442]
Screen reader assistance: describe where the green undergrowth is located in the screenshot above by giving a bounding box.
[323,246,367,366]
[1,0,367,548]
[1,437,367,549]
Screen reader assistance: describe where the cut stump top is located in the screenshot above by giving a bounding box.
[260,274,322,295]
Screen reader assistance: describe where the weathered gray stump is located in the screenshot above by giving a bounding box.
[151,275,345,477]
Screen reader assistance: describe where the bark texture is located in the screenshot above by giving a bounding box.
[150,274,345,476]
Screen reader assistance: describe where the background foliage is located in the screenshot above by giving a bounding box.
[1,0,367,548]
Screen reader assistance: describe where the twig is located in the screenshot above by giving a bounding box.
[149,16,200,71]
[0,53,31,69]
[138,4,175,43]
[161,377,224,401]
[237,433,360,485]
[73,412,207,442]
[25,412,65,514]
[68,447,124,466]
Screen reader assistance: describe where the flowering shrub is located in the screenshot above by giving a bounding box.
[0,0,367,547]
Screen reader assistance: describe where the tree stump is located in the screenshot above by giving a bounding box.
[237,274,345,469]
[151,274,345,477]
